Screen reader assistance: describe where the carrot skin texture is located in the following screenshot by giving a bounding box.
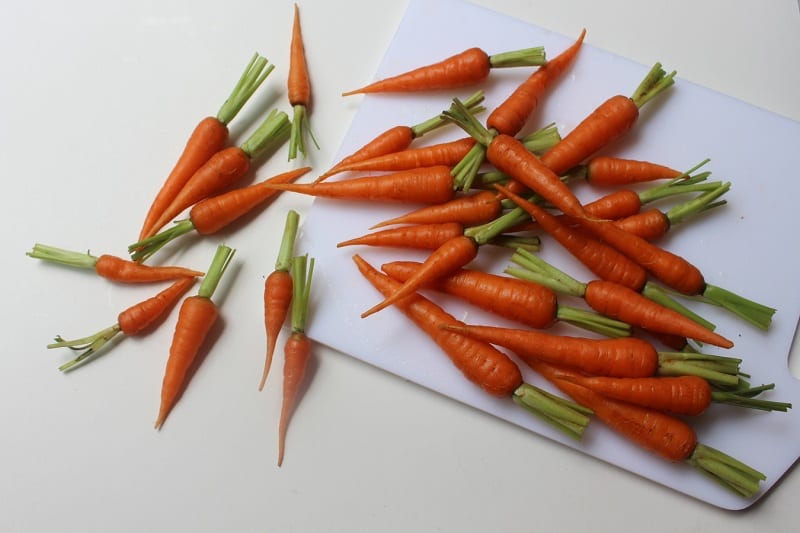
[342,47,491,95]
[94,255,203,282]
[338,222,464,250]
[326,137,476,176]
[277,332,312,466]
[117,277,196,335]
[262,270,293,391]
[586,156,681,186]
[582,189,644,220]
[353,254,523,397]
[372,190,502,229]
[319,125,415,181]
[287,4,310,106]
[613,209,671,241]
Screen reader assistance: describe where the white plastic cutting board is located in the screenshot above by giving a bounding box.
[299,0,800,510]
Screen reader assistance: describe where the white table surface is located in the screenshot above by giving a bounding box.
[2,1,799,531]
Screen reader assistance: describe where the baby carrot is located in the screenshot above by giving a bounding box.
[49,277,195,372]
[155,244,235,430]
[287,4,319,160]
[369,191,502,229]
[27,244,203,283]
[338,222,466,250]
[581,157,706,186]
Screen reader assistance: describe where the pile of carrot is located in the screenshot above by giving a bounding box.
[26,1,792,501]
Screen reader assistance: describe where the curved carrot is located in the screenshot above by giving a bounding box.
[277,254,315,466]
[287,4,319,160]
[264,165,456,204]
[27,244,203,283]
[49,277,195,372]
[155,245,235,430]
[342,45,545,96]
[338,222,465,250]
[144,109,291,239]
[370,190,502,229]
[261,210,300,391]
[138,53,275,241]
[128,167,310,263]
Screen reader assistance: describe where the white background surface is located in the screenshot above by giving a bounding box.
[2,0,799,531]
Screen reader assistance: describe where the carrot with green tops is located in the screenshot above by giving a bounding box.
[155,244,235,430]
[129,167,310,263]
[138,53,275,241]
[260,210,300,391]
[278,253,315,466]
[143,109,291,240]
[530,359,766,498]
[27,244,203,283]
[580,156,707,187]
[338,222,466,250]
[48,277,195,372]
[342,44,546,96]
[287,4,319,160]
[353,254,592,439]
[369,190,502,229]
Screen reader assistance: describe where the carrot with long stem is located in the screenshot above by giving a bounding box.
[155,244,235,430]
[27,244,203,283]
[342,44,546,96]
[137,53,275,241]
[580,157,708,187]
[353,254,593,439]
[278,253,315,466]
[48,277,196,372]
[128,167,310,263]
[260,210,300,391]
[143,109,291,240]
[287,4,319,160]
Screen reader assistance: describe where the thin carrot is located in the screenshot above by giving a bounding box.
[317,91,485,182]
[353,254,592,439]
[138,53,275,241]
[48,277,195,372]
[260,210,300,391]
[369,191,502,229]
[264,165,456,204]
[582,156,695,186]
[277,253,315,466]
[128,167,310,263]
[338,222,465,250]
[155,244,235,430]
[143,109,291,239]
[27,244,203,283]
[342,45,545,96]
[287,4,319,160]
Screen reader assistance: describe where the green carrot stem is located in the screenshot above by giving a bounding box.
[664,182,731,226]
[506,248,587,297]
[288,103,319,161]
[630,62,676,108]
[687,443,766,499]
[512,383,593,440]
[49,324,122,372]
[275,210,301,272]
[488,46,546,68]
[290,254,315,333]
[128,219,196,263]
[636,173,720,204]
[27,244,99,269]
[197,244,235,300]
[555,305,633,338]
[411,90,486,137]
[240,109,292,160]
[712,385,792,412]
[701,283,776,331]
[657,352,742,388]
[486,234,541,252]
[216,53,275,126]
[641,281,716,332]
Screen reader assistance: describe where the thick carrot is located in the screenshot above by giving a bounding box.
[128,167,310,263]
[353,254,592,439]
[287,3,319,160]
[338,222,465,250]
[144,109,291,239]
[48,277,195,372]
[539,63,676,177]
[155,244,235,430]
[138,53,275,241]
[264,165,456,204]
[27,244,203,283]
[278,254,315,466]
[261,210,300,391]
[317,91,485,182]
[370,190,502,229]
[342,45,545,96]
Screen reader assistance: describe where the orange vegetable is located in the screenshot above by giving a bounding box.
[338,222,465,250]
[287,4,319,160]
[370,190,502,229]
[583,156,682,186]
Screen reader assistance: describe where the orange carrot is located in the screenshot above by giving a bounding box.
[155,245,235,430]
[583,156,682,186]
[27,244,203,283]
[260,210,300,391]
[128,167,310,263]
[287,4,319,160]
[144,109,291,239]
[370,190,502,229]
[278,254,315,466]
[138,53,275,241]
[338,222,465,250]
[353,254,592,439]
[48,277,195,372]
[539,63,676,176]
[342,45,545,96]
[264,165,456,204]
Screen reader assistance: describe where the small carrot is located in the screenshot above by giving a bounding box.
[370,190,502,229]
[338,222,465,250]
[581,156,706,186]
[144,109,291,240]
[48,277,195,372]
[264,165,456,204]
[138,53,275,241]
[155,244,235,430]
[277,253,315,466]
[128,167,310,263]
[317,91,485,182]
[260,210,300,391]
[342,45,546,96]
[27,244,203,283]
[353,254,592,439]
[287,4,319,160]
